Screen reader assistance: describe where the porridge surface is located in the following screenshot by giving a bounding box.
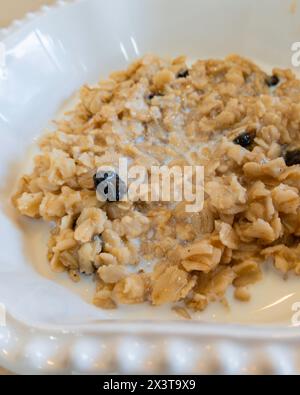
[12,54,300,313]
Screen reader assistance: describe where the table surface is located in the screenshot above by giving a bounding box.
[0,0,56,375]
[0,0,55,27]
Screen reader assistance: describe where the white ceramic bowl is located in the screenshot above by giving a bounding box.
[1,0,300,374]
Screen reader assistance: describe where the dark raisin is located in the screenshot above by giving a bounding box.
[284,150,300,166]
[233,131,255,148]
[94,171,126,202]
[265,74,279,87]
[177,69,189,78]
[147,92,163,100]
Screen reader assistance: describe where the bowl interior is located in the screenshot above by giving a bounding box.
[1,0,300,328]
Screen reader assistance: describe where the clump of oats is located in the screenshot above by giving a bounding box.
[13,54,300,311]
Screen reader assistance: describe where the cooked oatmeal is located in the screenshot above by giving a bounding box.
[12,54,300,311]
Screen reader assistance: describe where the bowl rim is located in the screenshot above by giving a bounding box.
[0,0,81,40]
[1,0,300,337]
[1,0,300,374]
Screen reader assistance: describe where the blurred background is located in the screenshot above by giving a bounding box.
[0,0,55,27]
